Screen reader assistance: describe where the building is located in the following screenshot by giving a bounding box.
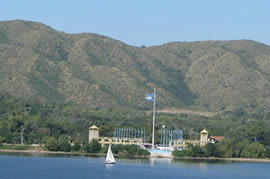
[88,125,146,147]
[209,136,224,143]
[88,125,214,150]
[88,125,99,142]
[97,137,145,147]
[182,139,200,147]
[200,129,208,146]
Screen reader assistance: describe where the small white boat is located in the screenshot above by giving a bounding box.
[104,145,115,164]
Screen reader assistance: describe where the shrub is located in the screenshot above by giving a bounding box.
[71,141,81,152]
[58,135,71,152]
[100,146,108,154]
[88,139,101,153]
[172,150,190,157]
[265,146,270,158]
[136,148,150,156]
[13,145,31,150]
[83,143,91,153]
[0,136,4,146]
[46,137,58,151]
[83,140,101,153]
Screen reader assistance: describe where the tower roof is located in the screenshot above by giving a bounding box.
[89,125,99,130]
[201,129,208,134]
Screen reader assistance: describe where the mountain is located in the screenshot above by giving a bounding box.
[0,20,270,112]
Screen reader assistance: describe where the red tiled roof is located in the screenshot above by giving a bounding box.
[211,136,224,140]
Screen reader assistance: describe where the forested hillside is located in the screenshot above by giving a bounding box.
[0,20,270,113]
[0,94,270,145]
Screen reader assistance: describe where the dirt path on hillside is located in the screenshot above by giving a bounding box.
[157,108,217,117]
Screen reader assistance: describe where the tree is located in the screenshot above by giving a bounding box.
[111,144,125,154]
[84,140,101,153]
[89,139,101,153]
[83,143,91,153]
[42,136,50,144]
[190,145,204,157]
[46,137,58,151]
[136,148,150,156]
[99,146,108,153]
[0,136,3,146]
[240,142,265,158]
[216,140,232,158]
[58,134,71,152]
[172,150,189,157]
[233,139,249,157]
[26,132,38,144]
[234,108,246,116]
[125,145,137,155]
[72,141,81,152]
[203,143,217,157]
[265,146,270,158]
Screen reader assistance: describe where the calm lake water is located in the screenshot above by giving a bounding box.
[0,153,270,179]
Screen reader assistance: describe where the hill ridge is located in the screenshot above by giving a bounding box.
[0,20,270,112]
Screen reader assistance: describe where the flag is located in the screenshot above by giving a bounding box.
[145,93,154,102]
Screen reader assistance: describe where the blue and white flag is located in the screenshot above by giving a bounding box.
[145,93,154,102]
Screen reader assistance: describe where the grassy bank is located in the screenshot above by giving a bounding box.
[0,144,36,151]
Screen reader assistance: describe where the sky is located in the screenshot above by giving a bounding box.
[0,0,269,46]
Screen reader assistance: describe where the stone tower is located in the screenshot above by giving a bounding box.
[200,129,208,146]
[89,125,99,142]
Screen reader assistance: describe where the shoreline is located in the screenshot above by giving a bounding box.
[0,149,149,158]
[0,149,106,157]
[1,149,270,162]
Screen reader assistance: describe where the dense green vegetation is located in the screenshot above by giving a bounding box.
[1,95,270,158]
[173,141,266,159]
[83,139,101,153]
[0,95,152,144]
[111,144,150,156]
[173,120,270,159]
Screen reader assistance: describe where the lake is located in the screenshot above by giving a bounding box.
[0,153,270,179]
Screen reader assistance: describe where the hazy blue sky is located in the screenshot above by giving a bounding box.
[1,0,269,46]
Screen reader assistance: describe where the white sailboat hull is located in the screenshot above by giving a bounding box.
[103,161,115,164]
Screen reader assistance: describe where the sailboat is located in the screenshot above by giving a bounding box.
[104,145,115,164]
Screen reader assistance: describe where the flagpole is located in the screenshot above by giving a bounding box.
[152,88,156,149]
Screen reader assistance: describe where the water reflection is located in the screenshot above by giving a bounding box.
[104,164,114,170]
[198,162,208,170]
[150,158,172,167]
[117,158,147,166]
[113,157,234,170]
